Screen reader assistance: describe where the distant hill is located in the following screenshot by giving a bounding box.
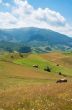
[0,27,72,53]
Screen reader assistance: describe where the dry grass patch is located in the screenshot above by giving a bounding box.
[0,83,72,110]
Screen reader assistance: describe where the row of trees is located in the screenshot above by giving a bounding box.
[5,46,32,53]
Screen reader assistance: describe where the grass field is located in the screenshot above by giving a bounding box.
[13,53,72,76]
[0,52,72,110]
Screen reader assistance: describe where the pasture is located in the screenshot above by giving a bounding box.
[0,52,72,110]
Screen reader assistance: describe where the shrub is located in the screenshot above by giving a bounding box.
[44,66,51,72]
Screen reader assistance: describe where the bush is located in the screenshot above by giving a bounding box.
[19,53,24,58]
[44,66,51,72]
[59,72,62,75]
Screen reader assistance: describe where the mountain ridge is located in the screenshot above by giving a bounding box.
[0,27,72,53]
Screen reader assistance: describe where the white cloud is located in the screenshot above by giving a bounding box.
[31,8,66,26]
[0,12,17,28]
[0,0,72,36]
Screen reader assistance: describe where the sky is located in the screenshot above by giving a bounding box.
[0,0,72,37]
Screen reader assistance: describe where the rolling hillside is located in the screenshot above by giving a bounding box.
[0,52,72,77]
[0,52,72,110]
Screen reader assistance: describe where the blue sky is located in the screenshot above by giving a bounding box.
[0,0,72,36]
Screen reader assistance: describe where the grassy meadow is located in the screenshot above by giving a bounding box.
[0,52,72,110]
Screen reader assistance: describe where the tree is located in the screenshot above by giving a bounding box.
[19,46,32,53]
